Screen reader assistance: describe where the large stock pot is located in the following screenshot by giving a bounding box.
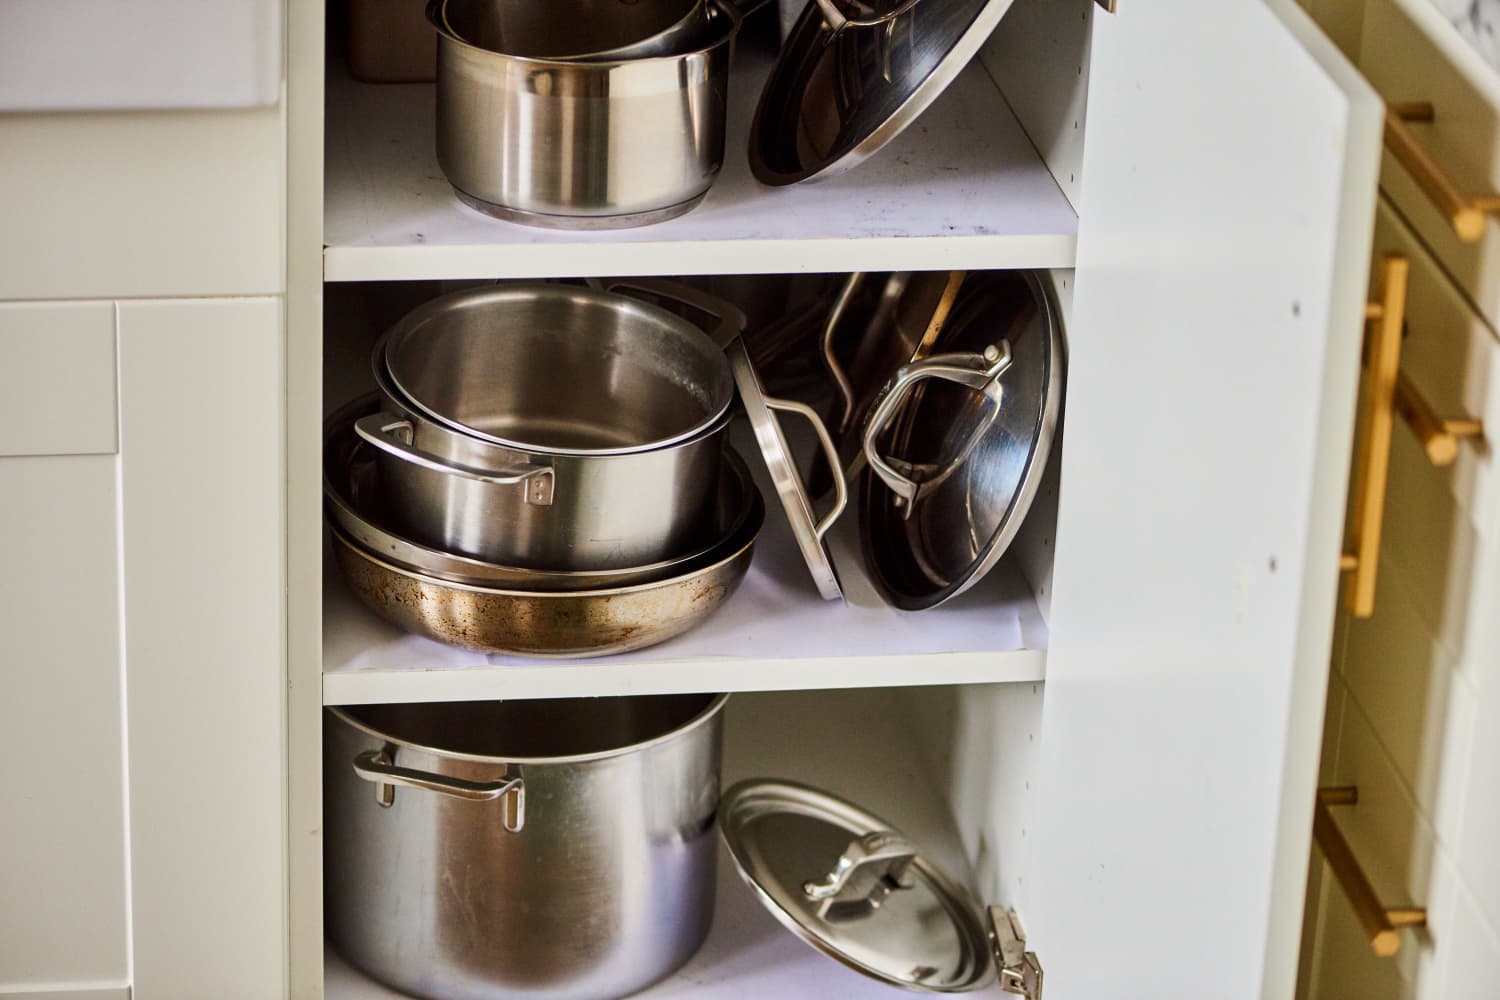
[325,693,727,1000]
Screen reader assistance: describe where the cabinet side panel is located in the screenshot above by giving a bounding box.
[1032,2,1381,997]
[979,0,1092,212]
[118,298,286,998]
[0,456,129,988]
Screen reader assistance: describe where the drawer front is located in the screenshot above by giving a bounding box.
[1360,0,1500,330]
[0,302,116,456]
[1361,197,1500,676]
[1307,677,1459,998]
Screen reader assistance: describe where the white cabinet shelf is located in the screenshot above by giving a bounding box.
[324,688,1017,999]
[322,51,1078,283]
[321,502,1049,705]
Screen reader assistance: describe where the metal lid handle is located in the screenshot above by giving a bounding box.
[353,749,525,832]
[815,0,922,33]
[353,412,554,506]
[862,342,1011,519]
[763,393,849,543]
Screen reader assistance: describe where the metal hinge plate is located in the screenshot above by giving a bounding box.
[987,906,1043,1000]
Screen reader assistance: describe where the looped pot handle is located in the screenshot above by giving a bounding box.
[821,273,866,433]
[354,750,526,832]
[814,0,922,33]
[863,341,1011,519]
[598,278,748,352]
[353,413,555,507]
[766,394,849,544]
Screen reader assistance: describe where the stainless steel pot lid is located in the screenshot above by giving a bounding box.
[749,0,1013,185]
[718,778,993,992]
[860,270,1062,610]
[727,337,847,601]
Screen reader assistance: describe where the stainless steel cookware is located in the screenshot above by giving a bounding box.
[439,0,707,60]
[750,0,1013,185]
[326,395,760,592]
[859,270,1063,610]
[427,0,741,227]
[359,281,741,571]
[327,450,762,656]
[326,693,727,1000]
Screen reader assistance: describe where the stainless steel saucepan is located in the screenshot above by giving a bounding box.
[427,0,757,228]
[326,395,760,592]
[358,281,743,571]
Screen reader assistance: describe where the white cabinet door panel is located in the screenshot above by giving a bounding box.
[0,302,116,457]
[117,298,285,999]
[0,455,129,990]
[1032,2,1382,997]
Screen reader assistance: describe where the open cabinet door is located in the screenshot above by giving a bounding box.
[1032,3,1381,997]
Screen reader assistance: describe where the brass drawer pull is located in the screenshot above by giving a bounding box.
[1385,102,1500,243]
[1393,371,1484,467]
[1313,787,1428,957]
[1342,256,1485,616]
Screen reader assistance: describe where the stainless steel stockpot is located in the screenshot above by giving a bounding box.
[325,693,727,1000]
[359,282,742,570]
[427,0,740,228]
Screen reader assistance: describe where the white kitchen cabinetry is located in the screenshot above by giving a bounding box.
[0,452,129,999]
[285,0,1387,998]
[116,299,287,999]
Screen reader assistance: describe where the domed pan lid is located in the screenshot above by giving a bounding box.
[718,778,994,992]
[859,270,1062,610]
[749,0,1014,185]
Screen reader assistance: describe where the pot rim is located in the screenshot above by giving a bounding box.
[376,283,736,457]
[426,0,741,69]
[327,692,731,766]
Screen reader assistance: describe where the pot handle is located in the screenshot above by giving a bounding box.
[353,413,555,507]
[599,278,748,352]
[354,750,526,832]
[862,341,1011,519]
[814,0,923,33]
[766,392,849,543]
[821,272,866,433]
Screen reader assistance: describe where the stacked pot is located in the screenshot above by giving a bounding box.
[324,279,766,657]
[428,0,758,228]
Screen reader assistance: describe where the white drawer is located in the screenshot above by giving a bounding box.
[0,302,116,457]
[1359,0,1500,332]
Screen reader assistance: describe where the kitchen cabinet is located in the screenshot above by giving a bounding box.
[0,0,1399,996]
[287,0,1384,997]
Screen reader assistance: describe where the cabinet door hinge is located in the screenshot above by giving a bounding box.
[987,906,1043,1000]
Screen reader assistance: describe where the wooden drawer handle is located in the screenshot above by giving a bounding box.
[1385,102,1500,243]
[1342,256,1485,616]
[1314,787,1428,957]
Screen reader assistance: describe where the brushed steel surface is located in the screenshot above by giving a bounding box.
[749,0,1011,185]
[430,0,738,226]
[368,284,737,570]
[327,458,761,656]
[326,694,726,1000]
[859,271,1062,610]
[439,0,702,60]
[325,396,762,591]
